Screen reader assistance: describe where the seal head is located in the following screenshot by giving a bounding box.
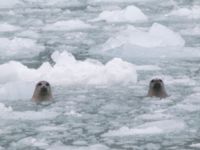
[32,81,52,102]
[147,79,168,98]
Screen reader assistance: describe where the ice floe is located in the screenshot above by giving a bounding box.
[0,51,137,85]
[47,144,109,150]
[0,0,21,8]
[15,137,48,148]
[0,37,44,59]
[0,51,137,100]
[102,119,185,136]
[181,26,200,35]
[43,20,92,31]
[168,6,200,19]
[0,23,21,32]
[0,103,58,120]
[135,65,161,71]
[88,0,157,4]
[190,143,200,148]
[101,23,185,51]
[94,5,148,23]
[17,30,40,39]
[175,93,200,112]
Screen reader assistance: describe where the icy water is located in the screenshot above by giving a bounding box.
[0,0,200,149]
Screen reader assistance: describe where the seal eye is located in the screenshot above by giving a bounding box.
[158,79,162,82]
[37,83,42,86]
[151,80,155,83]
[46,83,49,86]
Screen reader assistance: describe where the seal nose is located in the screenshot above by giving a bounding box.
[41,86,48,92]
[153,82,161,90]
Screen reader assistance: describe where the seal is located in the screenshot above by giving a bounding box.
[32,81,53,102]
[147,79,168,98]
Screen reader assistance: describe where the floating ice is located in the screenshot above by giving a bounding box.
[94,5,148,23]
[0,105,59,120]
[102,126,163,136]
[0,51,137,100]
[0,103,57,120]
[168,6,200,19]
[0,103,13,112]
[175,93,200,112]
[154,75,196,86]
[88,0,157,4]
[0,51,137,85]
[23,0,85,8]
[17,30,40,39]
[37,125,66,132]
[102,23,185,51]
[43,20,92,31]
[138,113,173,121]
[0,23,21,32]
[16,137,48,148]
[0,0,21,8]
[135,65,161,71]
[47,144,109,150]
[181,26,200,35]
[175,104,200,112]
[0,82,34,100]
[190,143,200,148]
[102,120,185,137]
[0,102,58,120]
[0,38,44,59]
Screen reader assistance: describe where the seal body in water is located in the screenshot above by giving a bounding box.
[32,81,52,102]
[147,79,168,98]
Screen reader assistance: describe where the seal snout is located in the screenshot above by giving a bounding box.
[40,86,48,93]
[153,82,162,90]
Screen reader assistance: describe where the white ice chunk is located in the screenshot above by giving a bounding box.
[0,103,13,112]
[138,113,173,121]
[0,51,137,85]
[102,126,163,136]
[0,82,35,100]
[94,5,148,23]
[37,125,66,132]
[88,0,157,4]
[168,6,200,19]
[102,23,185,51]
[190,143,200,148]
[0,0,21,8]
[0,106,59,120]
[47,144,109,150]
[148,23,185,47]
[0,146,4,150]
[0,23,21,32]
[17,30,40,39]
[43,20,92,31]
[0,102,57,121]
[181,26,200,35]
[0,51,137,100]
[102,120,185,136]
[175,93,200,112]
[23,0,84,8]
[16,137,48,147]
[136,65,161,71]
[0,38,44,59]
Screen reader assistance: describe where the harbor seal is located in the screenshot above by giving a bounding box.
[147,79,168,98]
[32,81,53,102]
